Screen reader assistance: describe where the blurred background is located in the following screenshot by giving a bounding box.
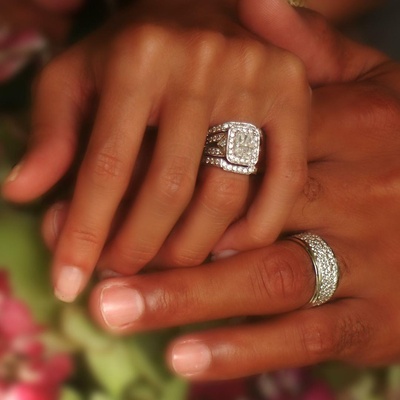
[1,1,400,399]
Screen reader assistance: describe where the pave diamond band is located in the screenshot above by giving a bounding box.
[287,233,339,307]
[202,122,262,175]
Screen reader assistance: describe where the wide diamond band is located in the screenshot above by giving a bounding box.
[202,122,262,175]
[288,233,339,307]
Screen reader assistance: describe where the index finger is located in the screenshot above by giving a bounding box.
[90,240,349,333]
[2,47,89,202]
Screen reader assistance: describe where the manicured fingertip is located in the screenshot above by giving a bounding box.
[170,340,212,377]
[54,265,85,303]
[100,284,145,329]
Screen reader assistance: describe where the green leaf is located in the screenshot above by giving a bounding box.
[60,387,84,400]
[85,342,141,398]
[61,306,142,398]
[0,201,58,323]
[89,392,114,400]
[124,381,159,400]
[60,305,111,350]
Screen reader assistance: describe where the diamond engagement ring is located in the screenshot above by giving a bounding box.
[287,233,339,307]
[201,122,263,175]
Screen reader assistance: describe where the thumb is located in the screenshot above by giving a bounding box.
[238,0,388,86]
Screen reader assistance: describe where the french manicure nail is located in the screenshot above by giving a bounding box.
[171,340,212,376]
[54,265,84,303]
[100,284,144,329]
[211,249,239,261]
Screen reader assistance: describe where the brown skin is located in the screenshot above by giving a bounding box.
[43,63,400,379]
[39,2,400,380]
[2,1,388,301]
[3,0,312,302]
[6,0,400,379]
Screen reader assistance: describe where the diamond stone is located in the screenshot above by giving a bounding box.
[226,123,261,167]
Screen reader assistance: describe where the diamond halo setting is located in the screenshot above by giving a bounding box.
[202,122,262,175]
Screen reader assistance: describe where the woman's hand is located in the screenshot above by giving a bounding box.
[83,66,400,379]
[2,0,311,302]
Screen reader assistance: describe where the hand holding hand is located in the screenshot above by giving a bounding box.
[85,64,400,379]
[40,2,400,380]
[3,0,311,301]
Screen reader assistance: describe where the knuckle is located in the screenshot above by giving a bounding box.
[188,30,227,63]
[251,248,307,306]
[106,24,170,82]
[89,151,126,184]
[299,312,372,362]
[156,157,196,203]
[167,245,206,268]
[357,84,400,137]
[174,31,227,99]
[233,41,270,92]
[278,52,308,88]
[112,241,156,269]
[112,23,169,58]
[68,226,101,249]
[201,174,245,217]
[152,281,199,320]
[35,54,87,105]
[337,314,372,358]
[299,318,338,362]
[37,58,64,88]
[246,225,273,246]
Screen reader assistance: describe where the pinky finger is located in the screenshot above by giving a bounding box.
[167,299,376,380]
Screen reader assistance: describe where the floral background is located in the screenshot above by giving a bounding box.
[1,0,400,399]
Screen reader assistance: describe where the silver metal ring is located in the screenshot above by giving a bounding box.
[201,122,263,175]
[287,233,339,307]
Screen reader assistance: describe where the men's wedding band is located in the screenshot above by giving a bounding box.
[201,122,263,175]
[287,233,339,307]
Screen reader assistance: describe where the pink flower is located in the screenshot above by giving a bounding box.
[0,270,73,400]
[0,27,47,83]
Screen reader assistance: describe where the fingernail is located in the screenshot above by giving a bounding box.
[171,340,212,376]
[100,284,145,329]
[4,163,22,184]
[97,269,124,280]
[52,203,67,240]
[54,265,84,303]
[211,249,239,261]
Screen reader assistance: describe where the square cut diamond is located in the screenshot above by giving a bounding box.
[226,124,261,167]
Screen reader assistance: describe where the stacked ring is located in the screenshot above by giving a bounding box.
[201,122,263,175]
